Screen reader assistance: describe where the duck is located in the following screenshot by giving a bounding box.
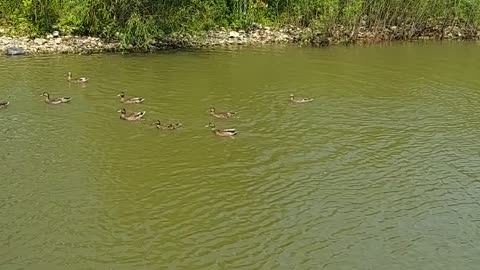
[0,101,9,109]
[154,120,182,130]
[208,106,237,119]
[117,91,145,104]
[289,94,313,103]
[117,108,146,121]
[205,122,237,137]
[41,92,72,104]
[66,71,89,83]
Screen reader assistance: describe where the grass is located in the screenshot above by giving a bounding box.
[1,0,480,48]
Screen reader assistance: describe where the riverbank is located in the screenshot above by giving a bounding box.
[2,22,479,55]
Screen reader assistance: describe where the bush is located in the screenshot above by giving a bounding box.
[1,0,480,45]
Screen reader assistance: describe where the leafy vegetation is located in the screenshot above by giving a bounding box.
[1,0,480,47]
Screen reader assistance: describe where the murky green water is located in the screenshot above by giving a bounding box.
[1,42,480,270]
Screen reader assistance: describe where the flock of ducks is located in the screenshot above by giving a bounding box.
[0,72,315,137]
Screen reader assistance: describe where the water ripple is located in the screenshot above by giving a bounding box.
[2,44,480,269]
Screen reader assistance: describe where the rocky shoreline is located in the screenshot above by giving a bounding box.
[2,23,479,55]
[1,34,121,55]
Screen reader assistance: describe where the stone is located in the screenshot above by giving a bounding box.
[6,47,25,55]
[451,26,462,37]
[390,26,397,31]
[311,34,330,46]
[229,31,240,38]
[46,34,54,39]
[252,22,263,29]
[34,38,46,45]
[52,31,60,38]
[55,38,62,44]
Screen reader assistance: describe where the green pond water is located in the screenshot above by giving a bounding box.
[1,42,480,270]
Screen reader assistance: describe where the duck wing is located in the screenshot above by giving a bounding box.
[61,97,72,103]
[128,97,145,103]
[132,111,146,118]
[222,128,237,135]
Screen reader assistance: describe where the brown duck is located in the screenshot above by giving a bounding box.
[118,108,146,121]
[205,122,237,137]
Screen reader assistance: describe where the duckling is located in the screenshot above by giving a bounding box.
[117,108,146,121]
[41,92,72,104]
[289,94,313,103]
[154,120,182,130]
[117,91,145,104]
[205,122,237,137]
[208,106,237,119]
[66,71,89,83]
[0,101,9,109]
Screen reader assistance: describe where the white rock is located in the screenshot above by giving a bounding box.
[34,38,46,45]
[46,34,54,39]
[55,38,62,44]
[229,31,240,38]
[52,31,60,37]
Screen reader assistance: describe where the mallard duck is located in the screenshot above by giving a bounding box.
[0,101,9,109]
[208,106,237,119]
[66,71,89,83]
[117,108,146,121]
[41,92,72,104]
[205,122,237,137]
[154,120,182,130]
[117,92,145,104]
[289,94,313,103]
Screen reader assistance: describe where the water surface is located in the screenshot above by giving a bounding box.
[1,42,480,270]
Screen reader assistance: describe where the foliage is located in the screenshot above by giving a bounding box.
[1,0,480,47]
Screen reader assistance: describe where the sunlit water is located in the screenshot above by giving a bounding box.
[1,42,480,270]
